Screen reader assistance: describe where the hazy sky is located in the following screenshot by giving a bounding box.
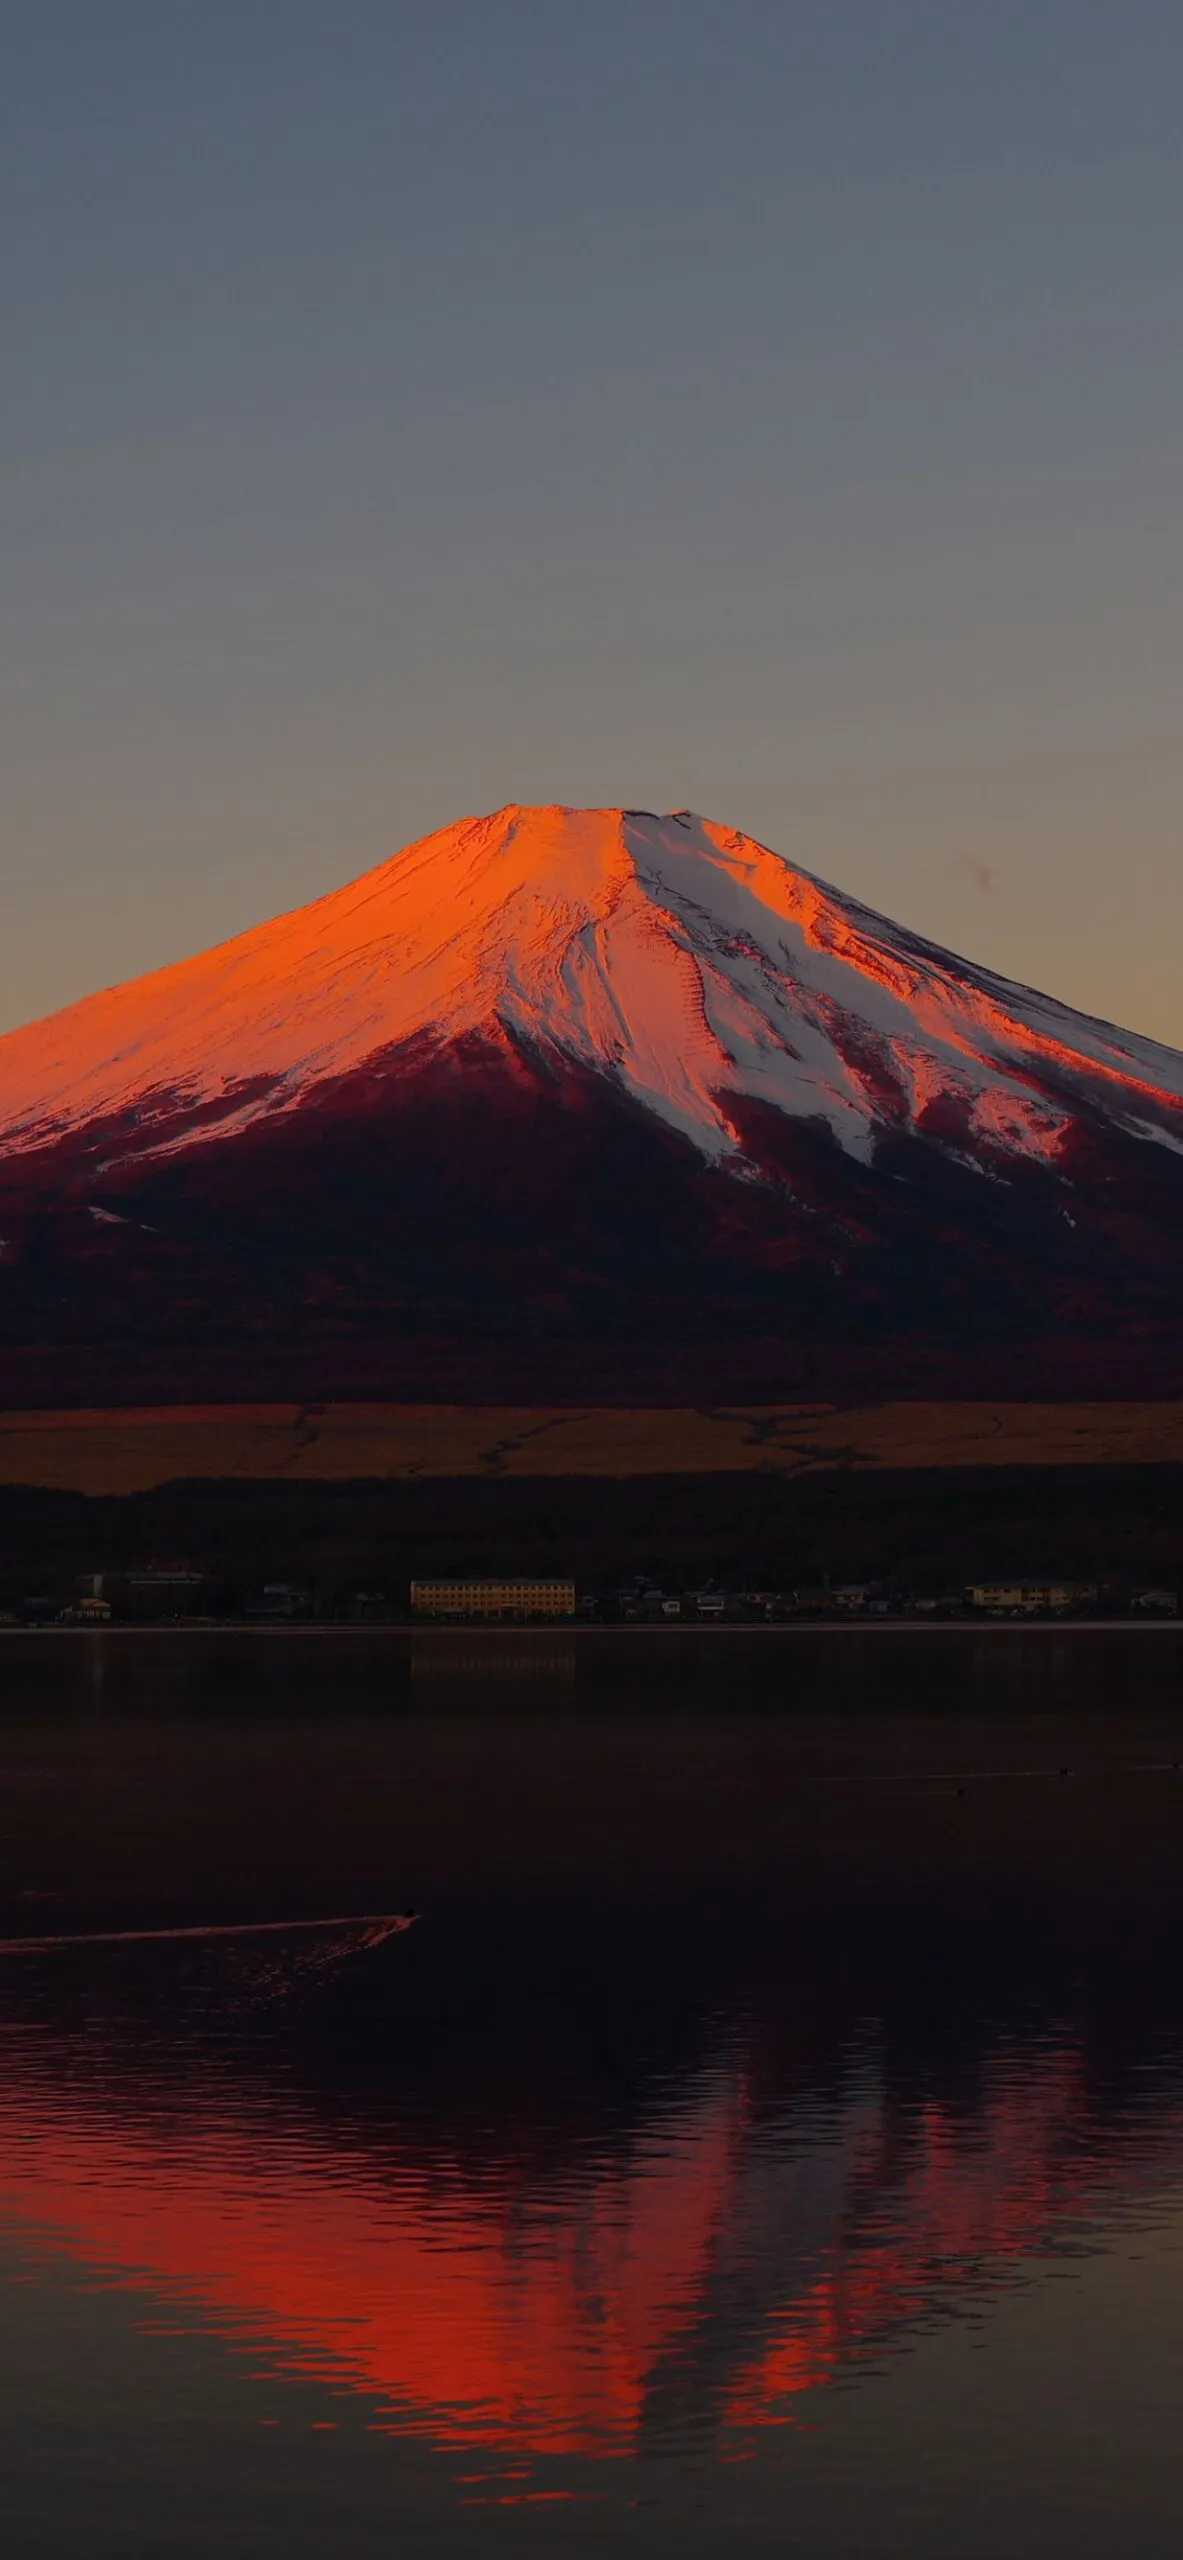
[3,0,1182,1042]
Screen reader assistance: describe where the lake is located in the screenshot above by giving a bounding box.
[2,1630,1183,2556]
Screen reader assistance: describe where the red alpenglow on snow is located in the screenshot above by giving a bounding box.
[2,804,1182,1168]
[1,804,1182,1402]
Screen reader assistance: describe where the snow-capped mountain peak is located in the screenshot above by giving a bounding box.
[1,803,1181,1174]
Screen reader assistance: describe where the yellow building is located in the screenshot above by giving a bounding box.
[410,1578,576,1620]
[968,1579,1097,1614]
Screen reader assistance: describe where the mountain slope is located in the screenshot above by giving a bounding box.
[2,803,1182,1172]
[1,804,1181,1405]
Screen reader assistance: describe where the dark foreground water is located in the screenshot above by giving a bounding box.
[2,1630,1183,2556]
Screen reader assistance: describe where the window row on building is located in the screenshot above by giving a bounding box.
[410,1579,577,1619]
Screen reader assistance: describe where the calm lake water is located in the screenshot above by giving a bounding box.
[2,1630,1183,2556]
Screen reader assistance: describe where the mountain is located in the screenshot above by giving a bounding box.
[2,803,1182,1404]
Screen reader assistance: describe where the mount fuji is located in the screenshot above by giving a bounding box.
[1,803,1181,1404]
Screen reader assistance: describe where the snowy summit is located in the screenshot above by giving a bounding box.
[1,803,1181,1176]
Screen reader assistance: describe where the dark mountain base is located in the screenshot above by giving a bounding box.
[3,1463,1181,1607]
[4,1342,1183,1406]
[2,1040,1183,1404]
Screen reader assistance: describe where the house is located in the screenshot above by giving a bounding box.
[74,1566,213,1622]
[127,1566,211,1621]
[59,1595,112,1625]
[245,1582,313,1621]
[343,1591,395,1623]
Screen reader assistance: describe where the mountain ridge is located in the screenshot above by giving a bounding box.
[3,803,1181,1177]
[1,803,1181,1406]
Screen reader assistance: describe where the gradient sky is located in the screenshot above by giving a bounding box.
[3,0,1182,1044]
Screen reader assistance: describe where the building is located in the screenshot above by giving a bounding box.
[967,1579,1098,1615]
[80,1566,213,1622]
[244,1582,312,1621]
[410,1578,576,1620]
[693,1590,727,1618]
[128,1567,211,1620]
[343,1590,396,1623]
[60,1595,112,1625]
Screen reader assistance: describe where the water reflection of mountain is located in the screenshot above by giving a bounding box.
[2,1950,1182,2468]
[4,1684,1183,2474]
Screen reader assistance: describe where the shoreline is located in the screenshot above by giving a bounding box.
[1,1618,1180,1640]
